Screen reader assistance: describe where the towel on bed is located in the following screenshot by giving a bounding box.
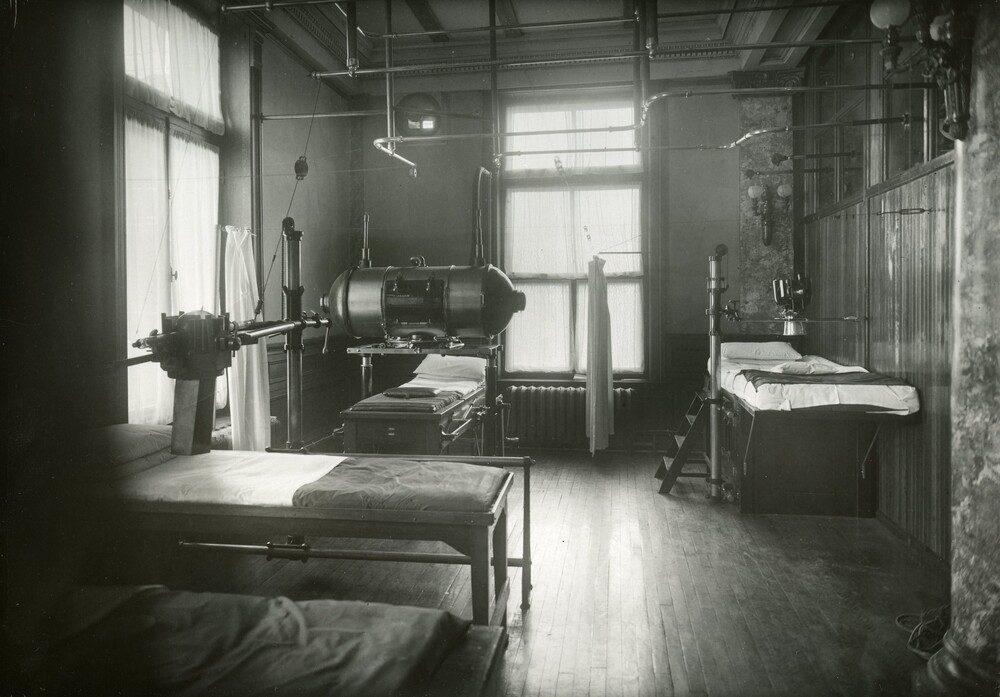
[382,386,446,399]
[739,369,911,389]
[293,457,507,512]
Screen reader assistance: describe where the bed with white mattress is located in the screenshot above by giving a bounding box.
[80,424,531,626]
[716,353,920,415]
[713,342,919,516]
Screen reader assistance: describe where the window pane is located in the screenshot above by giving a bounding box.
[575,186,641,275]
[124,0,223,132]
[505,186,640,276]
[169,132,220,313]
[505,281,572,372]
[575,279,645,373]
[505,99,638,172]
[125,114,170,354]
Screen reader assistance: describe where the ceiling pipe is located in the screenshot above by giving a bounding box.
[222,0,341,12]
[371,114,915,155]
[328,1,860,42]
[311,38,883,79]
[640,82,932,125]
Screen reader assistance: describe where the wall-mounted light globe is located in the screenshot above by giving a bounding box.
[869,0,910,29]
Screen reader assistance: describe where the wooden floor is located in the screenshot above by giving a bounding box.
[162,450,948,697]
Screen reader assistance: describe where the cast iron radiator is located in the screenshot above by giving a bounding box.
[504,386,636,449]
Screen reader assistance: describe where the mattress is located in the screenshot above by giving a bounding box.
[84,448,506,513]
[714,355,920,414]
[26,585,471,697]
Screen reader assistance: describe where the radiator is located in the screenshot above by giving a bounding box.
[505,386,636,449]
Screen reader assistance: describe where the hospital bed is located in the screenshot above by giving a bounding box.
[341,351,496,454]
[81,424,532,627]
[15,584,503,697]
[713,342,920,515]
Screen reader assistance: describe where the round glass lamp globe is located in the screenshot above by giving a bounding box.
[869,0,909,29]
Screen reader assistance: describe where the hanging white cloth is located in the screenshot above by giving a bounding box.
[225,226,271,451]
[586,255,614,454]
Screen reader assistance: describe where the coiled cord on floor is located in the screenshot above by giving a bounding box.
[895,604,950,660]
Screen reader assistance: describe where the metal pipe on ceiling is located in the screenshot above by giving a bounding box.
[222,0,340,12]
[330,1,860,42]
[371,115,915,155]
[640,82,933,124]
[311,38,883,79]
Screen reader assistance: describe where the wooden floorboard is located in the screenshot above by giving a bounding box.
[157,450,948,697]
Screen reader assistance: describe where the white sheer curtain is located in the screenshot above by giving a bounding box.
[169,132,220,313]
[586,256,614,454]
[124,0,223,133]
[125,115,173,424]
[124,116,221,423]
[504,184,643,373]
[225,227,271,451]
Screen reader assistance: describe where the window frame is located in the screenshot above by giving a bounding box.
[499,88,646,380]
[119,0,224,422]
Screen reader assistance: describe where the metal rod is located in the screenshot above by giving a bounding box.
[366,15,638,40]
[655,0,863,20]
[707,245,727,503]
[222,0,339,12]
[331,2,859,41]
[312,39,885,79]
[261,110,386,121]
[282,217,304,450]
[641,83,933,124]
[179,541,529,567]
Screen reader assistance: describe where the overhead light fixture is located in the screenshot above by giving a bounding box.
[395,93,443,137]
[870,0,976,140]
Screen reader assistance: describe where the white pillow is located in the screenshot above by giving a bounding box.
[720,341,802,360]
[770,360,834,375]
[413,355,487,381]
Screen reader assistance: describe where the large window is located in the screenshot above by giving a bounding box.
[502,92,644,375]
[123,0,222,423]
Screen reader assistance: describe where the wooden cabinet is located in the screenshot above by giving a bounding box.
[721,394,878,516]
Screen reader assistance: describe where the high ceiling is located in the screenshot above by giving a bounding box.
[228,0,846,94]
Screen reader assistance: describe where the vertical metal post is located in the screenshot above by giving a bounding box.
[282,217,304,449]
[384,0,395,151]
[706,245,727,502]
[360,354,373,399]
[489,0,500,267]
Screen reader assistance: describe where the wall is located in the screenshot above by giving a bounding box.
[258,39,357,442]
[2,1,121,430]
[805,157,955,561]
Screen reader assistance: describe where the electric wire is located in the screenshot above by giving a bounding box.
[895,604,950,660]
[255,81,323,320]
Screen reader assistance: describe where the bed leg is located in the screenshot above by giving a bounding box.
[469,528,492,626]
[492,508,508,627]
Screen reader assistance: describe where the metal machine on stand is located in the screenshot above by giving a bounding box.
[134,217,330,455]
[134,214,526,457]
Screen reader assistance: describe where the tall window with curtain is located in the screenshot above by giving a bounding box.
[502,90,645,375]
[123,0,222,424]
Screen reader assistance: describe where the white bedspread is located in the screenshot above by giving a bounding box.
[714,355,920,415]
[111,451,347,507]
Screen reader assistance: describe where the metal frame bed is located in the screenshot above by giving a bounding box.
[83,426,532,627]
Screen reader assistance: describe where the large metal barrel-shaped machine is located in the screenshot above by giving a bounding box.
[322,261,526,341]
